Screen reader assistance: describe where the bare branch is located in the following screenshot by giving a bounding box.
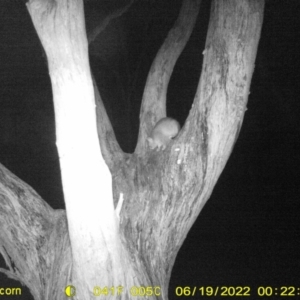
[88,0,134,44]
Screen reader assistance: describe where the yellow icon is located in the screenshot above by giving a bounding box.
[65,285,76,297]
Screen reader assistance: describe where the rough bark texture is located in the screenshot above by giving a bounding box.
[136,0,202,155]
[0,0,264,300]
[0,163,71,300]
[26,0,137,299]
[115,0,264,295]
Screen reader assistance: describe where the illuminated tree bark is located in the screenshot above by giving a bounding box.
[0,1,264,299]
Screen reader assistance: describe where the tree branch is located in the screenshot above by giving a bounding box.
[160,0,265,275]
[88,0,134,45]
[26,0,143,297]
[0,163,71,300]
[136,0,201,155]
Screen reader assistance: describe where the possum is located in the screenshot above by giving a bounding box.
[147,117,180,151]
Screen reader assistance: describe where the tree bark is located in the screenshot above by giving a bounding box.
[117,0,264,295]
[26,0,138,299]
[0,0,264,299]
[0,163,71,300]
[136,0,202,155]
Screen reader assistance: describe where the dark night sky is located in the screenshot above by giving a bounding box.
[1,1,300,299]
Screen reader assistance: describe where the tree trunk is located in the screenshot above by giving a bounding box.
[115,0,264,294]
[0,0,264,299]
[26,0,144,299]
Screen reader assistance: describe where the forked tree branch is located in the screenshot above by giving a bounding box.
[136,0,201,154]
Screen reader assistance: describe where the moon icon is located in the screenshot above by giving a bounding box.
[65,285,76,297]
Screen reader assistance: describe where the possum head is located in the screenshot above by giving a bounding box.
[147,117,180,151]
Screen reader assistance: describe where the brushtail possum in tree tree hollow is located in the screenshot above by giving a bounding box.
[147,117,180,151]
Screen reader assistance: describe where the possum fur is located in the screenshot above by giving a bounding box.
[147,117,180,150]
